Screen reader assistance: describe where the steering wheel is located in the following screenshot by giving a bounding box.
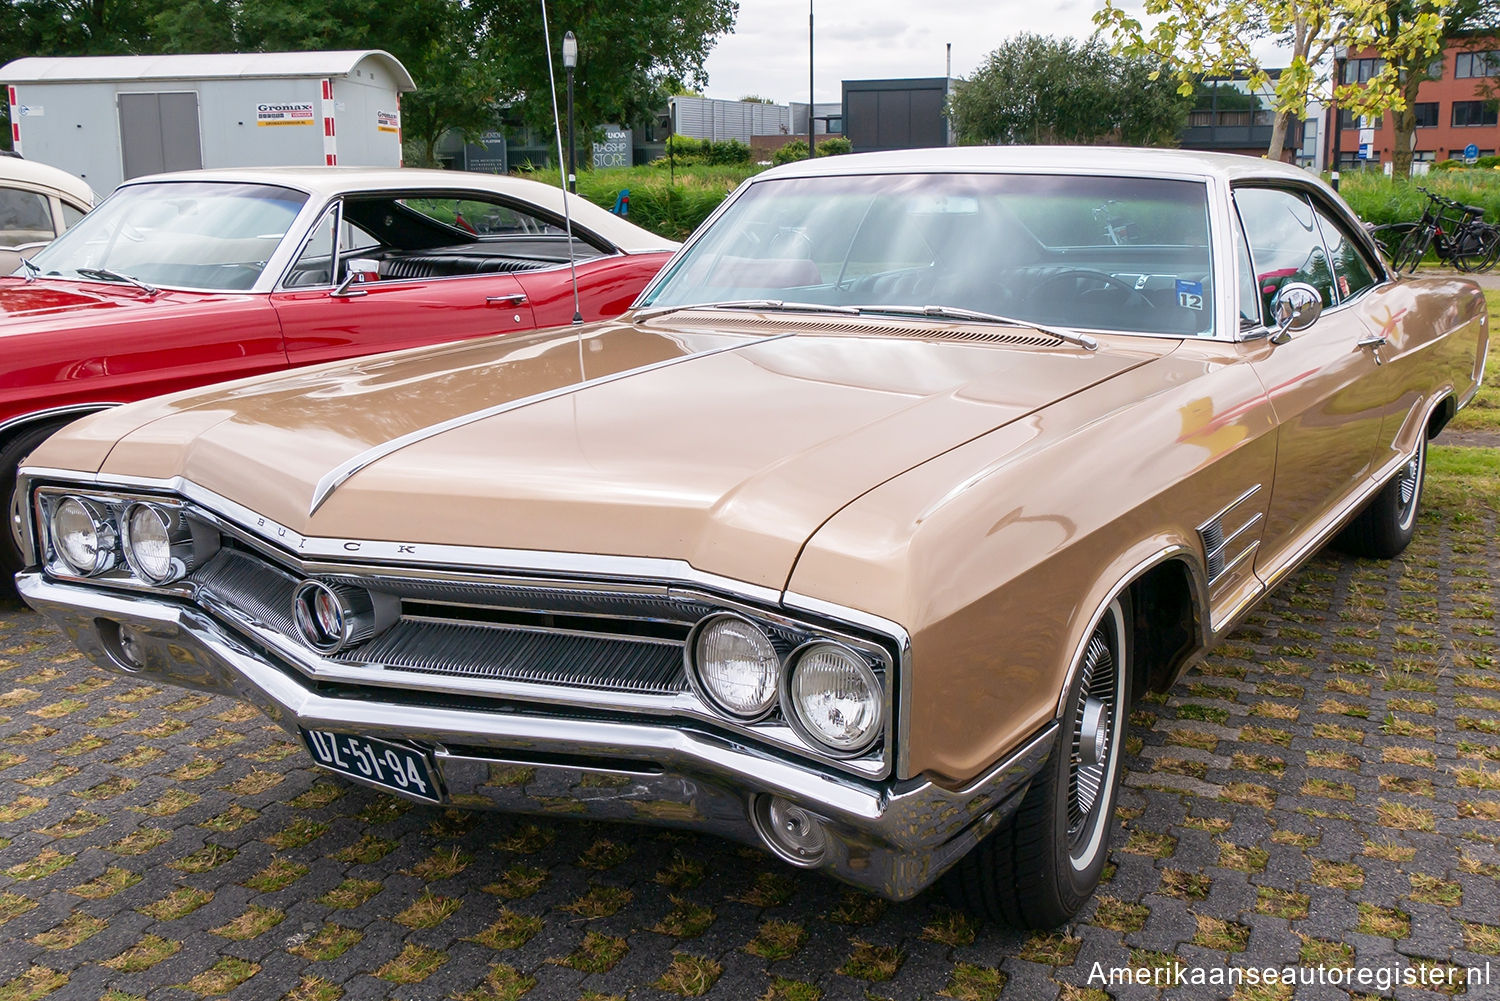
[1030,268,1156,309]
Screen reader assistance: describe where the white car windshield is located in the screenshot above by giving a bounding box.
[22,181,308,291]
[641,173,1215,337]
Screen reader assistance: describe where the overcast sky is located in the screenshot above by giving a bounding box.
[700,0,1105,104]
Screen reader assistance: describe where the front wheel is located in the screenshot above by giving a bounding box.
[945,595,1132,926]
[1336,436,1426,559]
[1391,225,1432,274]
[2,422,70,599]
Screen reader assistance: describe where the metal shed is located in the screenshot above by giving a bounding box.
[2,50,415,193]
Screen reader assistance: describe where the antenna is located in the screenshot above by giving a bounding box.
[540,0,584,326]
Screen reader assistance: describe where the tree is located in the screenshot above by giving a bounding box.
[1094,0,1452,164]
[947,35,1191,146]
[465,0,737,144]
[1340,1,1500,179]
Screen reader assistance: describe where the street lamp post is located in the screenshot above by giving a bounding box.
[563,31,578,193]
[807,0,815,159]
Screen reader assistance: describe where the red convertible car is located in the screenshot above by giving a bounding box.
[1,166,677,587]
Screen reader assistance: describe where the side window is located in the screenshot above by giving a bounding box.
[285,205,339,288]
[1230,205,1261,327]
[1233,187,1337,320]
[401,196,565,237]
[60,201,87,230]
[0,187,55,248]
[1312,204,1378,301]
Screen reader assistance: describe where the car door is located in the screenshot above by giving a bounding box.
[1235,185,1394,577]
[270,200,538,366]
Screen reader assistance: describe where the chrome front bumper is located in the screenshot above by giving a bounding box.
[19,571,1054,900]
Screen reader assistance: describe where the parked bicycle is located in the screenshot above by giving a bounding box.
[1370,187,1500,274]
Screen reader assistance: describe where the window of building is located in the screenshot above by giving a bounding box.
[1453,101,1500,127]
[1338,109,1363,130]
[1413,102,1439,128]
[1456,51,1500,78]
[1413,150,1436,162]
[1342,57,1385,83]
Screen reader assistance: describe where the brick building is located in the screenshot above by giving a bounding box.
[1328,39,1500,169]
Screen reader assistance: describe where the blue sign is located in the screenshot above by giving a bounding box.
[1358,143,1371,160]
[1465,143,1481,164]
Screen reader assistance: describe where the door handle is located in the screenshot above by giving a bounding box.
[1357,334,1387,365]
[485,294,527,306]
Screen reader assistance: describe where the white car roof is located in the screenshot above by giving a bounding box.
[1,156,96,206]
[119,166,677,254]
[757,145,1318,186]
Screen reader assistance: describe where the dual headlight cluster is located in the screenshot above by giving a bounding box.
[42,493,215,586]
[687,612,885,756]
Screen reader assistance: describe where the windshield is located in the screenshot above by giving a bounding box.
[21,181,308,291]
[641,173,1215,337]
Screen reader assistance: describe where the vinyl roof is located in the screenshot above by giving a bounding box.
[0,50,415,91]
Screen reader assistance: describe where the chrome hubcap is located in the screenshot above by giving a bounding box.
[1396,449,1422,531]
[1068,629,1117,847]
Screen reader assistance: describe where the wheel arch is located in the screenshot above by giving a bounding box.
[1054,544,1211,721]
[0,403,121,451]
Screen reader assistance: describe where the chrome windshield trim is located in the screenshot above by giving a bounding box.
[305,331,795,516]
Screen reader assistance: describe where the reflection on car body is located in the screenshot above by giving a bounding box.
[13,147,1488,926]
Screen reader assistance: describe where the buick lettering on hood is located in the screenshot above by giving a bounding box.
[14,148,1487,926]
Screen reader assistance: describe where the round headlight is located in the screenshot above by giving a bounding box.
[787,642,883,753]
[122,504,176,583]
[50,496,114,576]
[690,613,781,718]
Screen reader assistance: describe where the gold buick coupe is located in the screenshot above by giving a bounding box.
[13,148,1488,926]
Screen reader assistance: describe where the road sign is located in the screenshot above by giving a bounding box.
[1358,142,1371,160]
[1465,143,1481,165]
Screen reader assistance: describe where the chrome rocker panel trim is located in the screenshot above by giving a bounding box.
[19,571,1052,900]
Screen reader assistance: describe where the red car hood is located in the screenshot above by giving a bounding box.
[0,278,211,324]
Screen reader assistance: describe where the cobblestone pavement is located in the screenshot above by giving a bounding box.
[1,457,1498,1001]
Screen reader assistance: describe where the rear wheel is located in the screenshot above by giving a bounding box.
[945,595,1131,926]
[1452,227,1499,273]
[1336,436,1426,559]
[2,421,70,599]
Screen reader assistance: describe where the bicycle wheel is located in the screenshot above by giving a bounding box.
[1470,226,1500,273]
[1370,223,1415,264]
[1450,226,1495,272]
[1392,225,1432,273]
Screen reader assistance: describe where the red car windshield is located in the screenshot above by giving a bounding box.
[25,181,308,291]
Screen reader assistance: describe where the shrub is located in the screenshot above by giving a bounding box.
[815,136,852,156]
[706,139,751,165]
[1434,155,1500,171]
[771,140,810,165]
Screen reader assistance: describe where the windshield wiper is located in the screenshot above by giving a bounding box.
[856,304,1098,351]
[75,267,160,296]
[636,299,861,321]
[16,256,39,282]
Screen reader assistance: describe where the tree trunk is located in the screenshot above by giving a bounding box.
[1267,110,1291,162]
[1390,68,1424,181]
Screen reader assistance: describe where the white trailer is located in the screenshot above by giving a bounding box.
[2,50,414,193]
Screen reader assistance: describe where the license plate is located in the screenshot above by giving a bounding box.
[301,729,442,803]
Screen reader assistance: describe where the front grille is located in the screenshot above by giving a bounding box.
[334,619,685,693]
[189,547,689,695]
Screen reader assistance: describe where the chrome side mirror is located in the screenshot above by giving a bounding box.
[1269,282,1322,344]
[331,258,380,298]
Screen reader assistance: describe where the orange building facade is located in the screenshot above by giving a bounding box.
[1328,40,1500,169]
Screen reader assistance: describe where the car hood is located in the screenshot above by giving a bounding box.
[0,277,207,322]
[45,312,1177,590]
